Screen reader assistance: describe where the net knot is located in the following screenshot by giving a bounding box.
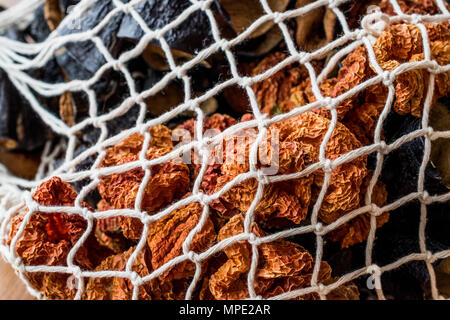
[135,95,145,106]
[81,207,91,219]
[92,118,103,128]
[378,141,388,155]
[420,191,431,205]
[322,97,333,109]
[257,170,270,185]
[129,271,140,285]
[356,29,368,40]
[327,0,339,10]
[367,264,381,276]
[248,233,260,245]
[112,60,124,71]
[187,251,200,264]
[193,0,212,12]
[382,70,394,87]
[426,250,435,263]
[322,159,333,173]
[175,66,187,79]
[196,192,210,206]
[69,266,82,278]
[219,39,229,51]
[314,222,324,235]
[370,204,383,217]
[141,213,152,225]
[295,52,309,65]
[317,283,326,294]
[272,12,283,24]
[409,14,422,25]
[120,3,131,15]
[239,76,253,88]
[361,9,390,37]
[26,196,39,214]
[426,126,434,137]
[427,60,441,74]
[14,257,24,272]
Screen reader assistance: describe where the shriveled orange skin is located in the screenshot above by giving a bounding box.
[8,177,94,299]
[374,23,450,117]
[98,125,190,239]
[329,173,390,248]
[279,21,449,146]
[280,46,372,120]
[343,83,389,146]
[208,214,315,300]
[379,0,449,16]
[192,111,367,231]
[147,201,216,281]
[203,116,316,227]
[83,246,174,300]
[251,52,321,114]
[207,214,358,300]
[274,111,368,224]
[174,113,238,182]
[176,113,238,138]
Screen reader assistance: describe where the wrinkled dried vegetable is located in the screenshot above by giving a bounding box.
[98,125,190,239]
[193,111,368,230]
[5,0,449,302]
[206,214,358,300]
[8,177,93,299]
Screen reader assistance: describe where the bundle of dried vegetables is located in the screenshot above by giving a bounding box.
[0,0,449,301]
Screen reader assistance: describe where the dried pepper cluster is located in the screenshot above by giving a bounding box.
[2,0,449,302]
[253,19,450,144]
[8,109,378,299]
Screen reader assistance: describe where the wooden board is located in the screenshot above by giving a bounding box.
[0,259,34,300]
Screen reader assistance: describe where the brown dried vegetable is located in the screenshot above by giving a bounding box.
[184,111,387,247]
[10,113,368,299]
[328,172,390,248]
[373,23,450,117]
[248,22,449,144]
[146,201,216,281]
[251,52,321,115]
[97,125,190,239]
[204,214,359,300]
[7,177,109,299]
[84,246,174,300]
[193,112,368,231]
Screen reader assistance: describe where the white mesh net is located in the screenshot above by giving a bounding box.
[0,0,449,300]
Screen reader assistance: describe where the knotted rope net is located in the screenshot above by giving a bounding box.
[0,0,449,300]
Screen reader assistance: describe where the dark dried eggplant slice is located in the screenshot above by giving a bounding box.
[0,69,49,151]
[382,109,448,201]
[117,0,213,70]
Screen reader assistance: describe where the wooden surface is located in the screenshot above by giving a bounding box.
[0,259,34,300]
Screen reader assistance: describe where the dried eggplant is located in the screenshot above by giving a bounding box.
[117,0,214,71]
[382,109,449,201]
[26,6,52,43]
[0,67,49,152]
[56,0,125,110]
